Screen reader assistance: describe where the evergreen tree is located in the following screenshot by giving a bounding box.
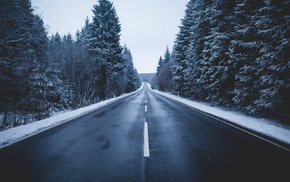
[230,0,264,111]
[22,15,62,121]
[156,56,164,76]
[156,46,172,91]
[74,18,102,107]
[157,59,173,92]
[0,0,62,127]
[0,0,141,130]
[121,46,141,93]
[253,0,290,121]
[163,46,171,65]
[185,0,214,99]
[171,0,196,96]
[90,0,124,99]
[169,0,290,123]
[47,33,70,108]
[1,0,38,127]
[202,0,236,105]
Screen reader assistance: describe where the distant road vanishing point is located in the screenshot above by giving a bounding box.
[1,84,290,182]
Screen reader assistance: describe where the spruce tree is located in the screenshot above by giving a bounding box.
[156,56,164,76]
[121,46,140,93]
[171,0,196,96]
[90,0,123,99]
[156,47,172,91]
[163,46,171,64]
[230,0,264,111]
[202,0,236,105]
[185,0,213,100]
[253,0,290,121]
[1,0,37,127]
[1,0,63,127]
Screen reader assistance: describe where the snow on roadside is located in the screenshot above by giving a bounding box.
[149,84,290,146]
[0,84,143,149]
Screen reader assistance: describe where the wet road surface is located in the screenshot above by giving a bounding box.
[1,84,290,182]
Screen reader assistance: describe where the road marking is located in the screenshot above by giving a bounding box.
[149,90,290,152]
[144,122,150,157]
[145,105,147,112]
[183,103,290,152]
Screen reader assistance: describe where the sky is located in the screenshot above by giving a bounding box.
[31,0,188,73]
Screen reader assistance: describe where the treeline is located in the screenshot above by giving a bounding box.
[139,73,155,83]
[0,0,141,129]
[155,0,290,124]
[153,46,173,92]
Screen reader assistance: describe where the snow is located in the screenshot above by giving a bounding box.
[0,84,144,149]
[148,84,290,147]
[1,82,289,150]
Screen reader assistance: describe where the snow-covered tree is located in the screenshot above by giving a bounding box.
[201,0,236,105]
[90,0,124,99]
[0,0,63,128]
[121,46,141,93]
[156,47,173,91]
[0,0,34,127]
[229,0,265,111]
[169,0,290,123]
[184,0,214,99]
[171,0,197,96]
[253,0,290,121]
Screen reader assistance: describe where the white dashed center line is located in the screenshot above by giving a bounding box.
[144,121,150,157]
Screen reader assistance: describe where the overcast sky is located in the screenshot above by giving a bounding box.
[31,0,188,73]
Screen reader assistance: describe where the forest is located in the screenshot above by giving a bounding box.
[154,0,290,125]
[0,0,141,129]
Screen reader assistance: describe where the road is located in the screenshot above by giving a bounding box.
[1,84,290,182]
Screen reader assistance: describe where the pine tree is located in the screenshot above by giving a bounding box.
[74,18,102,107]
[90,0,123,99]
[157,59,173,92]
[156,56,164,76]
[168,0,290,123]
[163,46,171,64]
[253,0,290,121]
[171,0,196,96]
[1,0,63,127]
[22,15,61,121]
[121,46,140,93]
[184,0,214,99]
[201,0,236,105]
[0,0,37,127]
[229,0,264,111]
[156,46,172,91]
[172,0,214,98]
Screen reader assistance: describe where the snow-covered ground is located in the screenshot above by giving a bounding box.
[1,82,289,150]
[149,84,290,147]
[0,84,144,149]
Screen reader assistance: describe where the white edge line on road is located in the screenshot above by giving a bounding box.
[197,109,290,152]
[144,122,150,157]
[145,105,147,112]
[150,88,290,152]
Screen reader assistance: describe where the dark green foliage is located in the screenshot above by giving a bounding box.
[171,0,290,124]
[0,0,141,130]
[121,46,141,93]
[155,46,173,92]
[0,0,63,128]
[90,0,124,99]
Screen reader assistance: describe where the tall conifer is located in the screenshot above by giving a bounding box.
[90,0,123,99]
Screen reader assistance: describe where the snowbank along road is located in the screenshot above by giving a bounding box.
[0,83,290,182]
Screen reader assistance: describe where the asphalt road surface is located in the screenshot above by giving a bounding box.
[1,84,290,182]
